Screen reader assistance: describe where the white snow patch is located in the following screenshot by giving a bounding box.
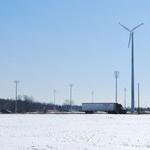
[0,114,150,150]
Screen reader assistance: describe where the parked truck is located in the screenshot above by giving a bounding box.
[82,103,126,114]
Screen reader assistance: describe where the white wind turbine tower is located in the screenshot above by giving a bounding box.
[119,22,144,113]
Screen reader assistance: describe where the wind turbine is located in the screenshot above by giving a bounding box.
[119,22,144,113]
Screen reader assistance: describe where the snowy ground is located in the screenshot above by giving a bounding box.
[0,114,150,150]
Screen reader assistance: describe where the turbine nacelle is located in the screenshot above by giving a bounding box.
[119,22,144,48]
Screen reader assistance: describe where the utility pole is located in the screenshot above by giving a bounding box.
[69,84,73,112]
[138,83,140,114]
[14,80,19,113]
[124,88,127,108]
[91,91,94,103]
[53,89,56,112]
[114,71,119,103]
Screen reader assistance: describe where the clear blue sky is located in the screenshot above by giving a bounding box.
[0,0,150,107]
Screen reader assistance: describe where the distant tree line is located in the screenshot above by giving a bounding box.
[0,96,82,113]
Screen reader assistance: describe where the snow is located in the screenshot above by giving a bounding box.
[0,114,150,150]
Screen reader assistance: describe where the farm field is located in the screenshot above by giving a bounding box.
[0,114,150,150]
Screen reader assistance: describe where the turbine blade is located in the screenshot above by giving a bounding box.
[131,23,144,31]
[128,33,132,48]
[119,22,130,32]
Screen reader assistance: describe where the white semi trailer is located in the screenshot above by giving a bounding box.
[82,103,126,114]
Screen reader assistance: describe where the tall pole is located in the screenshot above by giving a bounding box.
[114,71,119,103]
[119,22,144,113]
[53,89,56,112]
[91,91,94,103]
[14,80,19,113]
[138,83,140,114]
[131,32,135,113]
[69,84,73,112]
[124,88,127,108]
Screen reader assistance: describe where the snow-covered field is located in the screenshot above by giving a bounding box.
[0,114,150,150]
